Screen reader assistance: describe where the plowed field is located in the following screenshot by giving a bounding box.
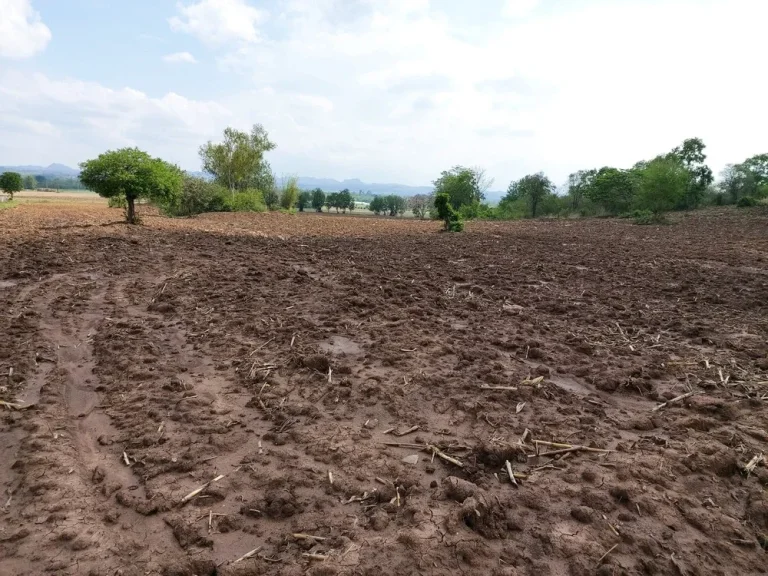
[2,204,768,576]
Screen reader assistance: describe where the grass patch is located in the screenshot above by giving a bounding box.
[0,200,18,211]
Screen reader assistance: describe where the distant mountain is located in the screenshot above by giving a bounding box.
[0,163,79,176]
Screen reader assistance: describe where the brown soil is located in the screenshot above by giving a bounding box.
[1,204,768,576]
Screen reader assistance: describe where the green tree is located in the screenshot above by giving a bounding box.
[279,176,299,210]
[432,166,491,211]
[384,194,407,216]
[311,188,326,212]
[337,189,353,214]
[566,169,596,211]
[668,137,714,209]
[0,172,23,200]
[163,175,228,216]
[199,124,276,196]
[634,157,690,214]
[505,172,555,218]
[369,196,385,215]
[586,167,637,214]
[79,148,182,224]
[297,190,312,212]
[719,164,756,203]
[434,192,463,231]
[22,175,37,190]
[326,192,339,212]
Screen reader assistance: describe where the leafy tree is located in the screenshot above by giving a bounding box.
[199,124,276,196]
[263,184,279,210]
[326,192,339,212]
[668,137,713,209]
[297,190,312,212]
[719,164,756,203]
[384,194,407,216]
[505,172,555,218]
[566,169,596,211]
[22,175,37,190]
[585,167,637,215]
[434,192,463,232]
[0,172,23,200]
[634,157,689,214]
[433,166,491,211]
[337,189,353,214]
[162,175,228,216]
[408,194,432,219]
[79,148,182,224]
[741,153,768,186]
[369,196,385,215]
[311,188,326,212]
[279,176,299,210]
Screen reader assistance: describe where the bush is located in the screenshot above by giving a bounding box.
[280,177,299,210]
[632,209,666,225]
[737,196,757,207]
[162,176,229,216]
[434,192,463,232]
[228,190,266,212]
[263,186,279,210]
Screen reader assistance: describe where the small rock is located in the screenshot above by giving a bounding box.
[364,419,378,429]
[402,454,419,465]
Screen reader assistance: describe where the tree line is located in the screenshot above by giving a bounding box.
[45,126,765,227]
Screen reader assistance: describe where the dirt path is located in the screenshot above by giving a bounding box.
[1,204,768,576]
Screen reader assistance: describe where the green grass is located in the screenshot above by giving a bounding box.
[0,200,19,211]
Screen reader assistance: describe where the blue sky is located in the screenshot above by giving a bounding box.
[1,0,766,186]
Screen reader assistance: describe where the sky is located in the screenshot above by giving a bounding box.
[0,0,766,187]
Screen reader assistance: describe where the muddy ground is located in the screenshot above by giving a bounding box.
[1,204,768,576]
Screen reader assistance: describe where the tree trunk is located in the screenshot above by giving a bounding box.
[127,196,136,224]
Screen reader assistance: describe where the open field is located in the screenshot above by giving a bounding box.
[1,203,768,576]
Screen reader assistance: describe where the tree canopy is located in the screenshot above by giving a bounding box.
[433,166,491,211]
[504,172,555,218]
[199,124,276,195]
[79,148,183,224]
[0,171,23,200]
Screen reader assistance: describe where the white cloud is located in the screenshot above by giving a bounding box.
[501,0,539,19]
[169,0,266,45]
[163,51,198,64]
[0,0,51,59]
[0,69,231,167]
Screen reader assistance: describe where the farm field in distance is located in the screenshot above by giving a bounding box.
[1,203,768,576]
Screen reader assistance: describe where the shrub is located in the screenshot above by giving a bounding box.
[280,176,300,209]
[263,186,279,210]
[163,176,228,216]
[434,192,463,232]
[632,209,666,225]
[228,190,266,212]
[737,196,757,207]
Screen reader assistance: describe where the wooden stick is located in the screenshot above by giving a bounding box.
[504,460,518,487]
[302,553,328,561]
[394,425,420,437]
[534,440,574,449]
[596,544,618,566]
[530,446,613,458]
[208,510,213,533]
[293,533,327,541]
[180,474,225,506]
[233,546,262,564]
[479,385,518,391]
[427,445,463,468]
[122,452,131,466]
[652,391,698,412]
